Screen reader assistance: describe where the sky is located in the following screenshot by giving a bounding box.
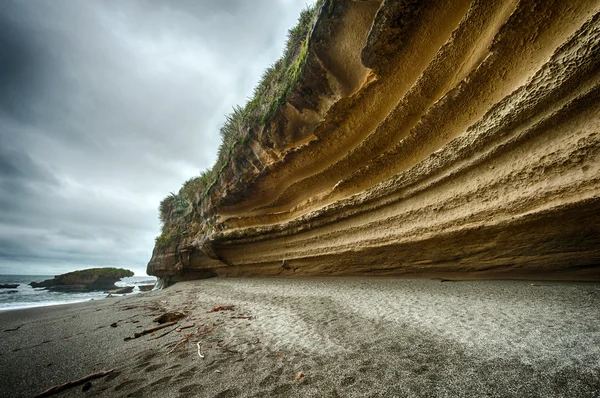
[0,0,315,276]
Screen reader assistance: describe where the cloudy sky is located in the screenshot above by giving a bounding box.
[0,0,315,276]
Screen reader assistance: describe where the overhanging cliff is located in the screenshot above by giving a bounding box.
[148,0,600,282]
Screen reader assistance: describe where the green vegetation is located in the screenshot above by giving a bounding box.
[156,2,323,249]
[155,170,213,249]
[60,267,134,278]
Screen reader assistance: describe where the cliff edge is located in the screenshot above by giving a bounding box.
[148,0,600,282]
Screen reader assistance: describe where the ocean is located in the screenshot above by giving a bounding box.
[0,275,157,311]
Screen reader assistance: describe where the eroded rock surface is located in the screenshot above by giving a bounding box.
[31,268,134,292]
[149,0,600,282]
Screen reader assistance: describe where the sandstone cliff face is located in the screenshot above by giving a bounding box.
[148,0,600,282]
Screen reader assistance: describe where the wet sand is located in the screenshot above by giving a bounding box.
[0,278,599,397]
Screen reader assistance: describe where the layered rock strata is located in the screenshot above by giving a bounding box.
[149,0,600,282]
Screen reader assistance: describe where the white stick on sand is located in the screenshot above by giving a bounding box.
[197,342,204,358]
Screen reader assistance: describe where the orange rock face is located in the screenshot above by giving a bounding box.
[148,0,600,282]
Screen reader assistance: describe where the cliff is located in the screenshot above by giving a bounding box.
[31,268,134,292]
[148,0,600,282]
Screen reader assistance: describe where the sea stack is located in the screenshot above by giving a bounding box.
[30,268,134,292]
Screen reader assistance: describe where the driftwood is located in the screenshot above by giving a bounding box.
[132,321,178,338]
[209,305,234,313]
[34,369,114,397]
[176,323,195,332]
[150,324,180,340]
[168,337,190,354]
[3,324,23,332]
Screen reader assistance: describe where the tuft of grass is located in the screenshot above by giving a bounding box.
[154,1,324,249]
[201,1,323,199]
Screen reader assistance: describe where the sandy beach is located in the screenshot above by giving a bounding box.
[1,278,599,397]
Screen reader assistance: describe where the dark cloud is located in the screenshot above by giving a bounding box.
[0,9,46,122]
[0,0,313,275]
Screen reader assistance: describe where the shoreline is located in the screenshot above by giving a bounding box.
[0,275,156,313]
[1,278,599,397]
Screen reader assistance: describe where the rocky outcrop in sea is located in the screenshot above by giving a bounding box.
[30,268,134,292]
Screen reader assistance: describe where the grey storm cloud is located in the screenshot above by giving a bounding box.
[0,0,313,275]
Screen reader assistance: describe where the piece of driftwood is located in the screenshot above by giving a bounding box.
[209,305,234,313]
[3,324,23,332]
[168,337,190,354]
[133,321,178,338]
[34,369,114,397]
[176,323,195,332]
[197,326,214,335]
[151,324,180,340]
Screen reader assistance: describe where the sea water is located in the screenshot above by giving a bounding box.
[0,275,157,311]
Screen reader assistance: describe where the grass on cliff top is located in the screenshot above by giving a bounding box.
[59,268,134,278]
[155,1,323,250]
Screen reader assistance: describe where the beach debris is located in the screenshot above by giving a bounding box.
[209,305,235,313]
[168,336,191,354]
[151,324,180,340]
[125,321,178,340]
[33,369,114,398]
[231,315,252,320]
[197,326,214,335]
[295,372,305,381]
[253,338,260,344]
[176,323,195,332]
[110,322,118,328]
[153,311,186,324]
[196,342,205,358]
[3,324,23,332]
